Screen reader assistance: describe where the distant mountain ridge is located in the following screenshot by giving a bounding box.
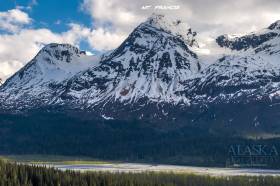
[1,15,280,133]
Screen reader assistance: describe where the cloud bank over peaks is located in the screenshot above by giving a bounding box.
[0,9,32,33]
[0,7,128,81]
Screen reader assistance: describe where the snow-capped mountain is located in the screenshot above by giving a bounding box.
[57,14,201,106]
[184,21,280,104]
[0,43,99,109]
[1,15,280,125]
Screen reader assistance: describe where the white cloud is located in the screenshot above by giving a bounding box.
[61,23,91,44]
[0,7,128,81]
[81,0,280,48]
[0,9,31,32]
[81,0,148,50]
[27,0,38,10]
[0,60,23,80]
[0,23,91,81]
[2,1,280,81]
[87,28,126,51]
[82,0,145,30]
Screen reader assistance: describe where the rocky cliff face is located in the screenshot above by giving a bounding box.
[2,16,280,132]
[0,43,99,109]
[187,21,280,104]
[57,14,200,106]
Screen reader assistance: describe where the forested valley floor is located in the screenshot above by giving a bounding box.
[1,160,280,186]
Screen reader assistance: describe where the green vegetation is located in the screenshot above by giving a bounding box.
[1,160,280,186]
[1,112,280,168]
[3,155,112,165]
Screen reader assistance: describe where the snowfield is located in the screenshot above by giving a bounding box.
[2,14,280,122]
[38,163,280,177]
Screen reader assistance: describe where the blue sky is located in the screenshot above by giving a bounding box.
[1,0,94,51]
[1,0,92,31]
[0,0,138,81]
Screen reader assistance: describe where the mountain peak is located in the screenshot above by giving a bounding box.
[268,20,280,30]
[1,43,96,91]
[146,14,176,27]
[42,43,86,54]
[144,14,197,46]
[37,43,85,64]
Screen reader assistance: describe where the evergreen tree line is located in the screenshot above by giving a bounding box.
[1,112,280,168]
[1,160,280,186]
